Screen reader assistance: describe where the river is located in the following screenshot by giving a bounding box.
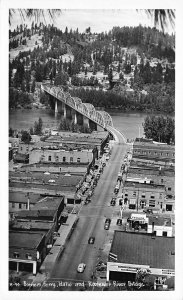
[9,109,146,140]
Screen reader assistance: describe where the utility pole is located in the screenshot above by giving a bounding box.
[137,187,139,212]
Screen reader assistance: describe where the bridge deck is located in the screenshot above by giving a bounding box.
[41,84,127,143]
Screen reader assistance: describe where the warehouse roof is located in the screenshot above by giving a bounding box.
[110,231,174,270]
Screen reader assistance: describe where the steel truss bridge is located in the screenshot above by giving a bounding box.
[41,84,127,143]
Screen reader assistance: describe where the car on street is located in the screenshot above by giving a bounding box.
[105,218,111,224]
[96,174,100,180]
[77,263,86,273]
[88,237,95,244]
[118,198,123,206]
[110,199,116,206]
[104,222,110,230]
[116,219,122,226]
[114,184,120,194]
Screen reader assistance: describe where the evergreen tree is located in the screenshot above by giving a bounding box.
[34,117,43,135]
[21,130,32,144]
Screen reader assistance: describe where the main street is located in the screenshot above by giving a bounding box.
[48,132,129,289]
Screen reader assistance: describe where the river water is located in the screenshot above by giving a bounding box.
[9,109,146,140]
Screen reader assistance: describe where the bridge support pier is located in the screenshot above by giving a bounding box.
[63,103,66,118]
[83,116,89,128]
[74,112,77,125]
[55,99,58,115]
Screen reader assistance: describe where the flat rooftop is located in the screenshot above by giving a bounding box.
[148,215,172,227]
[32,196,64,210]
[127,173,175,183]
[133,154,175,163]
[51,130,108,140]
[134,138,175,151]
[9,191,42,204]
[20,162,89,175]
[21,162,89,168]
[9,231,45,249]
[9,171,83,187]
[45,132,108,146]
[110,231,174,270]
[10,182,76,194]
[124,181,165,191]
[15,209,56,219]
[10,220,53,231]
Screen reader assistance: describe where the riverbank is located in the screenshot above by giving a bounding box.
[9,109,146,140]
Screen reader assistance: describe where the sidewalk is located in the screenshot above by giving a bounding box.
[30,214,79,284]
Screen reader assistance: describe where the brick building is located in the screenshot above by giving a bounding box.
[122,181,165,210]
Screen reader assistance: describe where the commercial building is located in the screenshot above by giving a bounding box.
[13,153,29,164]
[9,169,85,204]
[45,130,109,151]
[9,231,46,275]
[127,167,175,212]
[147,215,173,237]
[126,213,173,237]
[122,181,165,210]
[9,191,42,218]
[9,196,65,275]
[29,146,96,165]
[15,196,65,229]
[20,162,90,176]
[107,231,175,290]
[132,138,175,166]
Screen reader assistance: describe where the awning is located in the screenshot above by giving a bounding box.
[129,198,136,204]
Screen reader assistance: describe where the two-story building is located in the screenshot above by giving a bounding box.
[9,191,42,219]
[127,164,175,212]
[9,196,65,275]
[122,181,166,210]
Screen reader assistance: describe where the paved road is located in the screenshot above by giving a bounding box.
[49,132,129,289]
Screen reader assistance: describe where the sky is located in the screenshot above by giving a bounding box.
[10,9,175,34]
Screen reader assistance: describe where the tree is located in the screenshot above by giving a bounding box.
[54,72,69,86]
[143,115,174,144]
[34,117,43,135]
[108,67,113,89]
[9,127,14,137]
[29,127,34,135]
[21,130,32,144]
[31,80,36,93]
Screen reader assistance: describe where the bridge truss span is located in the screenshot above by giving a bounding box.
[41,83,126,143]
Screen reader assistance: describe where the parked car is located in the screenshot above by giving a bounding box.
[96,174,100,180]
[116,219,122,226]
[118,199,123,206]
[114,184,120,194]
[77,263,86,273]
[143,208,153,214]
[110,199,116,206]
[53,232,60,238]
[88,237,95,244]
[104,222,110,230]
[105,218,111,224]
